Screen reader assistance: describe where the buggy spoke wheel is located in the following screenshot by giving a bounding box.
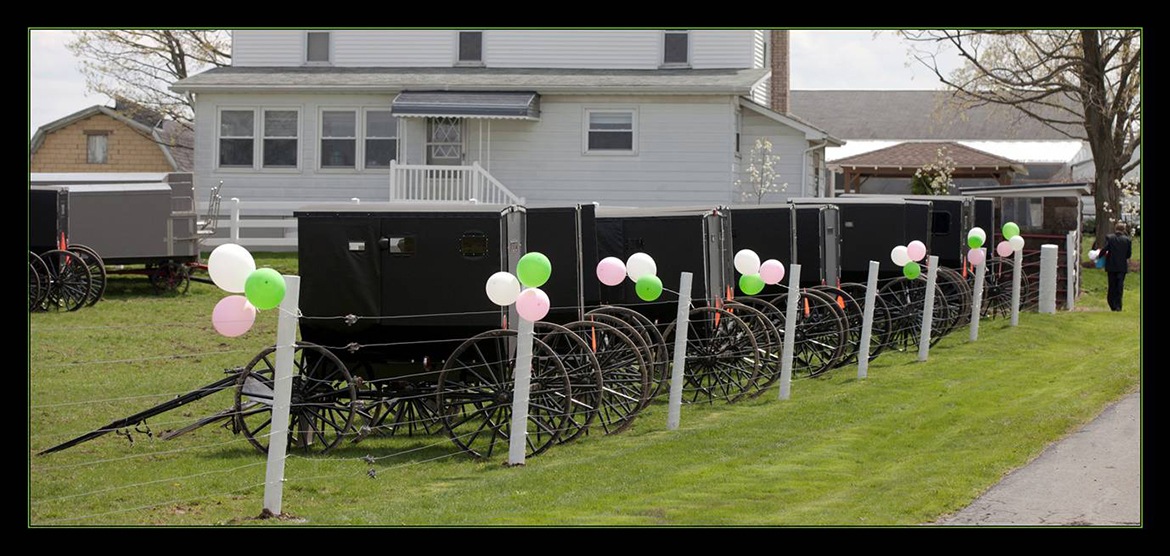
[67,244,106,307]
[725,300,783,398]
[663,307,760,404]
[769,290,846,378]
[30,252,51,311]
[813,286,864,365]
[585,306,670,400]
[536,322,603,444]
[839,282,892,361]
[149,261,191,295]
[436,329,571,460]
[582,312,654,408]
[39,249,91,312]
[563,319,647,436]
[234,342,357,454]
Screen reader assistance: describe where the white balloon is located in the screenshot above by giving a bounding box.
[733,249,762,276]
[1009,235,1026,252]
[967,227,987,242]
[1089,249,1100,261]
[626,252,657,282]
[890,245,911,267]
[208,243,256,293]
[485,271,521,306]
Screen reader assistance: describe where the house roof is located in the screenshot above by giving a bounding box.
[831,141,1027,174]
[739,98,844,146]
[29,105,194,172]
[171,66,771,95]
[959,182,1092,198]
[790,90,1086,141]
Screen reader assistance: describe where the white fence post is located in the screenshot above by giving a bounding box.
[1011,248,1023,326]
[857,260,879,379]
[970,258,986,342]
[388,160,397,200]
[667,272,693,431]
[1039,244,1058,314]
[918,255,939,362]
[779,264,802,401]
[229,198,241,244]
[1066,231,1077,310]
[262,275,299,517]
[507,318,536,467]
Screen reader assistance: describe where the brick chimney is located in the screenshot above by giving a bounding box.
[770,30,790,114]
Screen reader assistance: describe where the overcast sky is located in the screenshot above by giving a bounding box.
[27,29,963,138]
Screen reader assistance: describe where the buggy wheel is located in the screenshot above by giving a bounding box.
[878,277,950,350]
[29,258,42,313]
[839,282,893,361]
[67,244,107,307]
[725,300,783,398]
[582,312,654,408]
[585,306,670,400]
[536,322,604,444]
[935,267,972,333]
[30,252,50,312]
[768,289,846,378]
[149,261,191,295]
[436,329,571,460]
[561,319,648,436]
[234,342,358,454]
[39,249,92,312]
[977,258,1015,319]
[813,285,864,365]
[661,307,760,404]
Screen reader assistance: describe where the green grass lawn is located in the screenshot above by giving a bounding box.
[28,250,1140,526]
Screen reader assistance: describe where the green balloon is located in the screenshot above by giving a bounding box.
[739,273,765,295]
[1002,222,1020,240]
[635,274,663,302]
[903,261,921,280]
[516,252,552,288]
[968,235,984,249]
[244,268,286,310]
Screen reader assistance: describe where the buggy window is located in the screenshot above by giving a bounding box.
[460,232,488,258]
[931,211,951,236]
[389,236,415,255]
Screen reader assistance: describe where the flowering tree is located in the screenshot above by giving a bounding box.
[737,138,788,204]
[909,146,956,195]
[1106,176,1141,229]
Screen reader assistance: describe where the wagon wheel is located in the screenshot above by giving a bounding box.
[149,261,191,295]
[234,342,358,454]
[562,319,649,436]
[67,244,107,307]
[661,307,760,404]
[436,329,571,460]
[768,289,846,378]
[30,252,51,312]
[976,258,1014,320]
[838,282,893,361]
[934,266,972,333]
[535,322,604,444]
[347,361,440,440]
[877,277,950,350]
[582,312,654,408]
[585,305,669,400]
[725,300,783,398]
[38,249,92,312]
[813,285,864,365]
[29,259,41,313]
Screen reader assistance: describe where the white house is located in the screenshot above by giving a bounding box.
[171,30,841,211]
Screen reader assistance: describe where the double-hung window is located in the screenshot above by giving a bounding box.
[86,132,108,164]
[218,108,300,170]
[585,109,637,154]
[364,109,397,169]
[321,110,357,169]
[262,110,299,168]
[320,108,398,170]
[219,109,255,168]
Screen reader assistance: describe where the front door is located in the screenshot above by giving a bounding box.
[426,117,464,165]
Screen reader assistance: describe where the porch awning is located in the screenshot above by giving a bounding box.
[390,91,540,120]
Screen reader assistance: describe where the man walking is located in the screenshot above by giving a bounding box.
[1100,221,1134,312]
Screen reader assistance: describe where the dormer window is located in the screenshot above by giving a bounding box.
[662,30,690,67]
[457,31,483,66]
[306,31,331,64]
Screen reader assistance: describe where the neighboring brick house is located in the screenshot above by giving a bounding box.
[30,105,193,173]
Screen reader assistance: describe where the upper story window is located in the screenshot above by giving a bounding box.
[306,31,331,64]
[585,109,637,155]
[662,30,690,67]
[85,131,108,164]
[457,31,483,65]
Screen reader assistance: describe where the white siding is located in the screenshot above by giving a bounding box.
[333,30,452,67]
[232,30,303,67]
[230,29,760,69]
[192,92,397,203]
[752,30,767,69]
[690,30,755,69]
[479,95,737,206]
[735,109,810,204]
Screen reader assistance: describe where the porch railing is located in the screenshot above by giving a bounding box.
[389,161,524,205]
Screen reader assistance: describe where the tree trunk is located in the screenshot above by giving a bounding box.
[1078,30,1124,248]
[1092,154,1122,247]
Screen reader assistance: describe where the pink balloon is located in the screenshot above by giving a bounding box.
[515,287,550,322]
[967,248,986,266]
[996,240,1013,258]
[212,295,257,337]
[596,257,626,286]
[759,259,785,285]
[907,240,927,262]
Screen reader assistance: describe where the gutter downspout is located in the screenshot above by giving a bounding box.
[801,140,829,197]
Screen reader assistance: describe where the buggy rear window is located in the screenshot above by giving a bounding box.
[460,231,488,258]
